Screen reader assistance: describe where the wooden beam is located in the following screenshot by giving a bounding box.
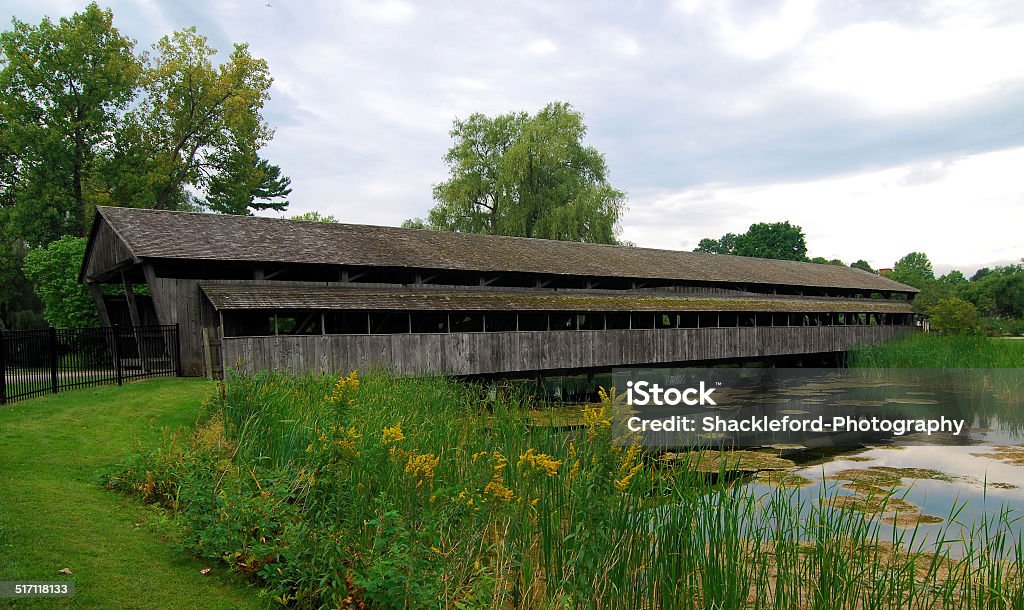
[121,274,142,329]
[88,282,113,328]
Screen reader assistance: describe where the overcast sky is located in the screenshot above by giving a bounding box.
[8,0,1024,275]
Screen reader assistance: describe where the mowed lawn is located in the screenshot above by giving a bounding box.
[0,379,268,609]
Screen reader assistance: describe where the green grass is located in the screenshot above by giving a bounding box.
[0,379,268,609]
[849,333,1024,368]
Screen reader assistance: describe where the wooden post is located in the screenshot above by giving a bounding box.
[121,274,151,372]
[202,327,213,379]
[121,275,142,328]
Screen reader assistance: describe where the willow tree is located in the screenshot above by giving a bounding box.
[419,102,626,244]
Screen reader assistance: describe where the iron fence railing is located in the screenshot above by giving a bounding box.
[0,325,181,404]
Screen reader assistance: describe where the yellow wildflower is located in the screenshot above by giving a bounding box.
[405,452,440,485]
[614,444,643,492]
[491,452,508,475]
[582,406,612,439]
[484,480,514,502]
[326,370,361,404]
[517,448,562,477]
[568,442,581,479]
[615,463,643,492]
[381,424,405,445]
[334,426,362,459]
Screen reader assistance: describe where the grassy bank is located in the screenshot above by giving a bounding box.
[849,334,1024,368]
[0,380,267,609]
[106,371,1024,609]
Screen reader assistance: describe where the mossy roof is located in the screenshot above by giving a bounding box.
[91,207,918,294]
[200,283,915,314]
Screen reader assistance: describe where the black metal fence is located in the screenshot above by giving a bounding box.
[0,325,181,405]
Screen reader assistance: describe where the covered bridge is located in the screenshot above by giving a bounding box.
[80,207,918,377]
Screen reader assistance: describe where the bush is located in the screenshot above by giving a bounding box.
[22,236,99,328]
[928,297,979,335]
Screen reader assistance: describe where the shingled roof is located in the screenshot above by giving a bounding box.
[90,206,917,293]
[199,283,914,314]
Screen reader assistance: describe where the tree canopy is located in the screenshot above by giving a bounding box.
[414,102,626,244]
[887,252,935,289]
[0,3,290,329]
[21,236,98,328]
[0,3,139,246]
[851,259,875,273]
[694,222,807,261]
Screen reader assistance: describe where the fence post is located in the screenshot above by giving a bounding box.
[49,327,59,394]
[174,324,183,377]
[0,332,7,405]
[112,327,123,386]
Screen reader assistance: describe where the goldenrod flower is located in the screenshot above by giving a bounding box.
[334,426,362,459]
[326,370,361,404]
[405,452,440,485]
[582,406,612,439]
[381,424,405,445]
[517,448,562,477]
[615,463,643,492]
[484,480,514,502]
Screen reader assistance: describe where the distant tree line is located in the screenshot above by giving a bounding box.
[694,222,1022,336]
[885,252,1023,336]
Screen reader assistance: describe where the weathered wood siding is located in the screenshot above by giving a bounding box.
[143,269,207,375]
[82,218,135,281]
[222,326,914,376]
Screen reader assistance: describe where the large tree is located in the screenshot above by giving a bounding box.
[850,259,875,273]
[1,5,291,328]
[887,252,935,289]
[0,2,140,246]
[114,27,276,211]
[694,222,807,261]
[734,222,807,261]
[205,147,291,215]
[22,235,99,328]
[694,232,738,255]
[419,102,626,243]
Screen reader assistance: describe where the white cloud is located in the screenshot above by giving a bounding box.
[526,38,558,56]
[793,17,1024,115]
[611,34,642,57]
[347,0,416,24]
[622,147,1024,274]
[707,0,819,61]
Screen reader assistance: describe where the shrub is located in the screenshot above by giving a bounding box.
[928,297,979,335]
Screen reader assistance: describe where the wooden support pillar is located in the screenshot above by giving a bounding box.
[121,274,142,329]
[121,273,151,372]
[89,282,112,328]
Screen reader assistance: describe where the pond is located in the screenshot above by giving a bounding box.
[599,367,1024,554]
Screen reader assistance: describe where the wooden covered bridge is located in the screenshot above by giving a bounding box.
[80,207,918,378]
